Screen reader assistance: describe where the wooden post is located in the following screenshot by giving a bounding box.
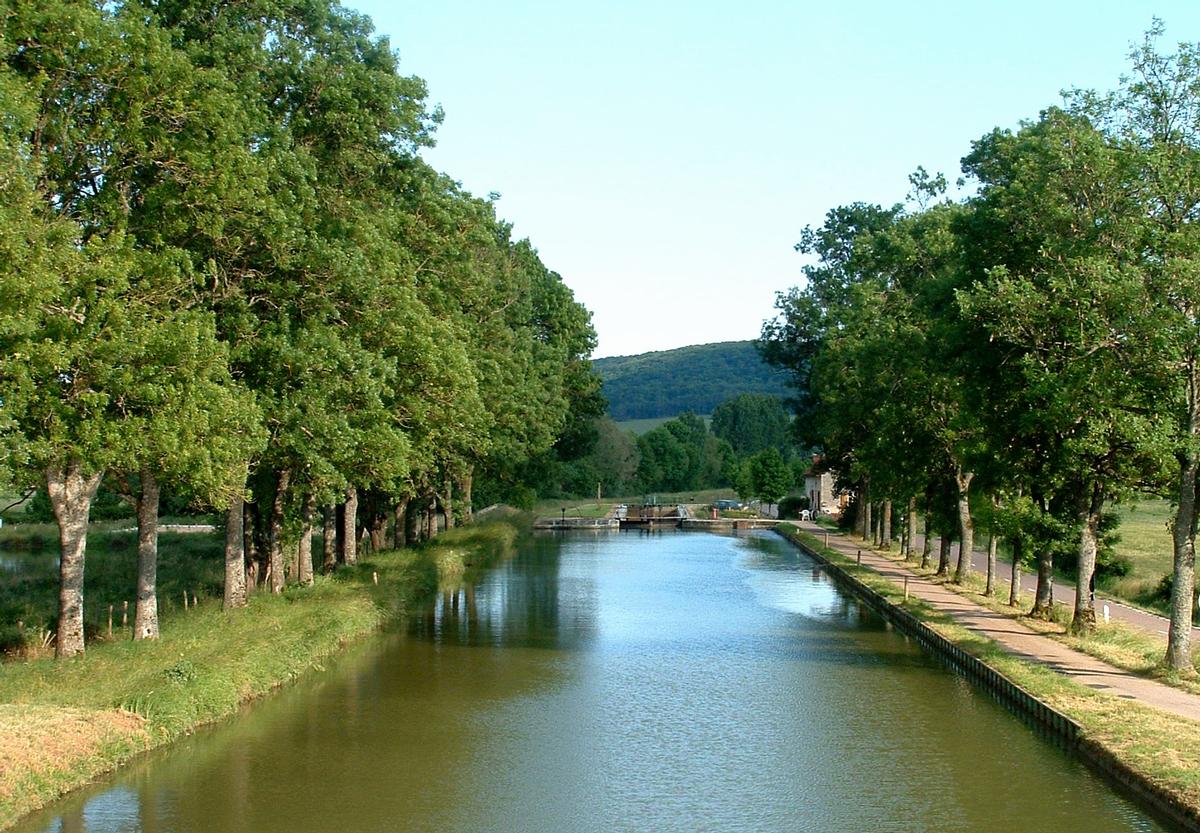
[824,531,830,547]
[121,600,128,629]
[184,590,189,610]
[857,549,862,564]
[372,571,379,585]
[107,605,114,638]
[904,576,909,600]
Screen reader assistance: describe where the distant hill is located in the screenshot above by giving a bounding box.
[592,341,792,421]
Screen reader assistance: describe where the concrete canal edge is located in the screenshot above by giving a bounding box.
[775,526,1200,833]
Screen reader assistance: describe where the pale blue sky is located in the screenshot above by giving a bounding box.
[353,1,1200,358]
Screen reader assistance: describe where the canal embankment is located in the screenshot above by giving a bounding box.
[0,518,524,831]
[777,523,1200,833]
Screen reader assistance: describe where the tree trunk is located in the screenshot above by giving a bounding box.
[881,500,892,550]
[953,467,974,584]
[857,482,868,539]
[243,500,259,590]
[907,497,919,561]
[461,471,473,523]
[1009,536,1022,607]
[46,460,103,658]
[134,467,161,640]
[920,515,932,570]
[393,498,409,548]
[1168,360,1200,668]
[268,468,290,594]
[322,505,337,573]
[862,492,872,543]
[297,493,315,586]
[1071,483,1104,634]
[1030,547,1055,619]
[224,493,247,609]
[936,534,951,577]
[405,498,422,546]
[426,492,439,540]
[370,514,387,552]
[341,486,358,566]
[442,477,455,530]
[985,534,998,597]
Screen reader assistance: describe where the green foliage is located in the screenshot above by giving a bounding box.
[747,448,791,507]
[710,393,794,457]
[593,341,790,420]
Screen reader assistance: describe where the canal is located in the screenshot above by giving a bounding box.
[15,530,1166,833]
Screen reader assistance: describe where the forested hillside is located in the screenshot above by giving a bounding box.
[593,341,790,420]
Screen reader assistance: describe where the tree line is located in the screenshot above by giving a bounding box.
[0,1,600,658]
[547,392,802,509]
[759,24,1200,670]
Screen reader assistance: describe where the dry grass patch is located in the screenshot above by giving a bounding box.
[0,705,149,828]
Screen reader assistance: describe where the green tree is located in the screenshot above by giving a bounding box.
[958,108,1172,631]
[710,394,793,457]
[748,448,791,513]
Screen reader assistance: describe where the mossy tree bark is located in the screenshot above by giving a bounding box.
[297,493,315,586]
[936,535,952,577]
[134,467,161,640]
[881,500,892,550]
[47,461,103,658]
[1009,536,1023,607]
[341,486,359,566]
[268,468,290,593]
[393,498,409,548]
[953,468,974,583]
[1071,483,1104,634]
[224,494,247,609]
[322,505,337,573]
[1168,362,1200,668]
[920,516,932,570]
[907,497,919,561]
[1030,547,1055,619]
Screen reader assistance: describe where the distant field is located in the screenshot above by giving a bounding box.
[1107,499,1174,608]
[616,415,711,435]
[534,488,738,519]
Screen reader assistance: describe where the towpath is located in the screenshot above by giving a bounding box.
[902,529,1200,639]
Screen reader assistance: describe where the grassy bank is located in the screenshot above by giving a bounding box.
[0,517,523,830]
[776,524,1200,817]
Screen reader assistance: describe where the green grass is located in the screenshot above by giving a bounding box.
[614,414,711,435]
[776,524,1200,815]
[1106,499,1175,610]
[0,517,523,830]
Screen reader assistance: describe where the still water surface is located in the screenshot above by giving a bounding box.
[18,531,1167,833]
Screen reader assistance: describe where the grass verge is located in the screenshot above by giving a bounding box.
[0,517,523,831]
[776,524,1200,817]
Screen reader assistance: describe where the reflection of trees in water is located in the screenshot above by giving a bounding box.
[414,534,599,653]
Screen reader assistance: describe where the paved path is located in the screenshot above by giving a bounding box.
[795,522,1200,723]
[900,530,1199,639]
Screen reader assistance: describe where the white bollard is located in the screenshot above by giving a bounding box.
[1103,604,1110,624]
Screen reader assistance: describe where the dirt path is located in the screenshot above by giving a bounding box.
[796,521,1200,723]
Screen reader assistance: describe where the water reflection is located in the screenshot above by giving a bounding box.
[14,530,1168,833]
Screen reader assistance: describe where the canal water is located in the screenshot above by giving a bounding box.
[16,530,1167,833]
